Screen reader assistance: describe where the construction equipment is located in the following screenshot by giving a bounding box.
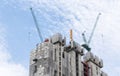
[70,29,73,41]
[30,7,43,42]
[82,13,101,51]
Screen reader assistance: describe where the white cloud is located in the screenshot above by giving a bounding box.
[0,25,28,76]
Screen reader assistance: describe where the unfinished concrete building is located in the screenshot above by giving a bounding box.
[29,33,108,76]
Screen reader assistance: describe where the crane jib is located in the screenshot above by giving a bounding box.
[30,7,43,42]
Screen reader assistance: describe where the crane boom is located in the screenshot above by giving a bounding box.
[88,13,101,44]
[30,7,43,42]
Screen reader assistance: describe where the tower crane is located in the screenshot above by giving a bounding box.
[30,7,44,63]
[82,13,101,51]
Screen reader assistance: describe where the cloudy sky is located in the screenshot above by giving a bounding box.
[0,0,120,76]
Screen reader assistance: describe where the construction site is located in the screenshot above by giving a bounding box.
[29,8,108,76]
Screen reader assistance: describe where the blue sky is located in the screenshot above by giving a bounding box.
[0,3,35,65]
[0,0,120,76]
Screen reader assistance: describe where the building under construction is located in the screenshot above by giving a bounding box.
[29,8,107,76]
[29,32,108,76]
